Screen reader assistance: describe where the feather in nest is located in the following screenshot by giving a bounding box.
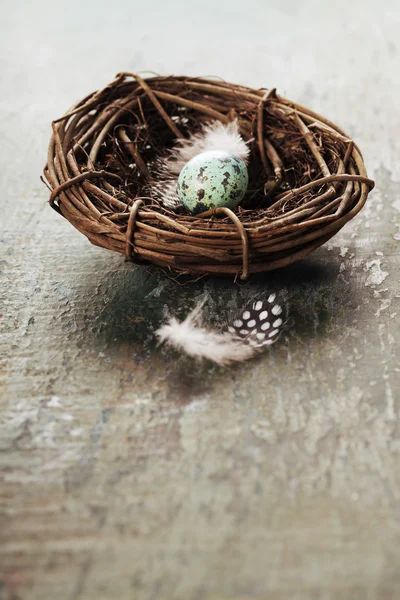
[156,295,284,365]
[146,119,250,210]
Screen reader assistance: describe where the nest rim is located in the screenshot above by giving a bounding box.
[44,72,374,280]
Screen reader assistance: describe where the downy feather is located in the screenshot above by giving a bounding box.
[156,301,254,365]
[156,295,283,365]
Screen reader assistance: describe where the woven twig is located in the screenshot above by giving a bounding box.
[44,73,374,278]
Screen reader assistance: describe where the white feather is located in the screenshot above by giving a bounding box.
[147,119,250,210]
[163,118,250,175]
[156,301,257,365]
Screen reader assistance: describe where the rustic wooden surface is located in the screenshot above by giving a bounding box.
[1,1,399,599]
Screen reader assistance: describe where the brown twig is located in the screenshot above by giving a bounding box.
[117,128,150,179]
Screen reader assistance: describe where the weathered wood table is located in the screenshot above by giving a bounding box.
[1,1,399,598]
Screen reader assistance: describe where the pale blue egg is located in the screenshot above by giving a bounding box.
[177,150,248,214]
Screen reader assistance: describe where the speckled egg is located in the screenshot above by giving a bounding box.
[177,150,248,214]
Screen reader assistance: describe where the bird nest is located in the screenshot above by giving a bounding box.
[44,72,374,279]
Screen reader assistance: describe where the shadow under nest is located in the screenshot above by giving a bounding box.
[44,73,374,279]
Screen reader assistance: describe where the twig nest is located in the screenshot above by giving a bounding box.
[177,150,248,214]
[44,73,374,279]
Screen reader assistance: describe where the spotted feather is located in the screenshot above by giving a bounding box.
[156,294,284,364]
[228,296,283,349]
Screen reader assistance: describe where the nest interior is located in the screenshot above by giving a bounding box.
[44,72,374,279]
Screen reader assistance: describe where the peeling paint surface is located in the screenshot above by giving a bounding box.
[1,1,400,599]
